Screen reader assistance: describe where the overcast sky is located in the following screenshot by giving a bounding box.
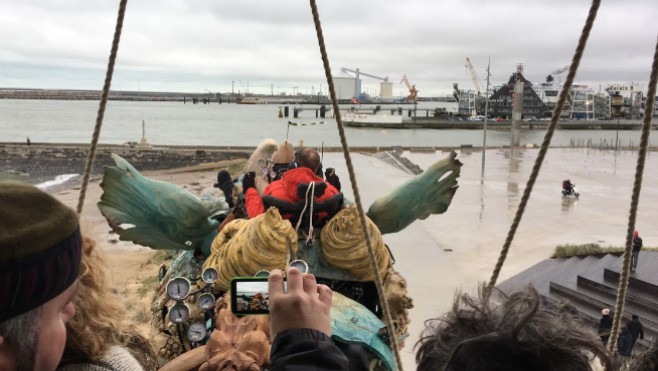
[0,0,655,96]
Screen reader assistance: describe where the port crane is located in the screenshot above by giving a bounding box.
[465,57,482,95]
[400,74,418,102]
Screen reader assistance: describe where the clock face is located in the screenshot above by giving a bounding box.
[187,322,207,342]
[198,293,216,310]
[201,267,218,284]
[169,303,190,324]
[289,259,309,274]
[166,277,191,301]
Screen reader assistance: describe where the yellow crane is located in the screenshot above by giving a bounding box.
[465,57,482,95]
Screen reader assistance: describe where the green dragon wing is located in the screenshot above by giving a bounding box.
[367,151,461,235]
[97,154,222,252]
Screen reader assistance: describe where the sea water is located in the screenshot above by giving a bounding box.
[0,98,651,187]
[1,99,650,147]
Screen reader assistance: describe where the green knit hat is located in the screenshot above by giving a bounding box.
[0,181,82,321]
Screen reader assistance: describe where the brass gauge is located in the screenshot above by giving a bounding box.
[166,277,191,301]
[187,322,207,342]
[201,267,218,284]
[197,293,215,311]
[169,302,190,324]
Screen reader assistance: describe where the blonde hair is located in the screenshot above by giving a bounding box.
[61,236,137,362]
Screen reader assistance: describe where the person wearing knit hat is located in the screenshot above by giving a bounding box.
[598,308,613,344]
[0,182,82,371]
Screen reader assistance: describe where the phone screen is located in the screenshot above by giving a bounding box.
[231,278,272,315]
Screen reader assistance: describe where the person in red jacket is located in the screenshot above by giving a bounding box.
[244,147,340,219]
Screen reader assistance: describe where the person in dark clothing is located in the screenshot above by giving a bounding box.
[268,267,348,371]
[599,308,613,344]
[562,179,574,194]
[618,325,634,369]
[214,169,235,208]
[325,167,341,191]
[627,314,645,351]
[632,230,643,272]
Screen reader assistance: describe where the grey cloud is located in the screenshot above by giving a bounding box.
[0,0,655,96]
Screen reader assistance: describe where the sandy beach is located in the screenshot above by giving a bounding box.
[51,146,658,369]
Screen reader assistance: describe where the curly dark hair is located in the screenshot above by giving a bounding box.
[415,285,614,371]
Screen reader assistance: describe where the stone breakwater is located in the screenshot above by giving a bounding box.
[0,143,253,178]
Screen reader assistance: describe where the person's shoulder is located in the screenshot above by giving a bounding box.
[57,345,144,371]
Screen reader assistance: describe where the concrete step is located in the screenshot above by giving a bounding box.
[603,268,658,297]
[549,281,658,331]
[548,282,658,348]
[577,275,658,314]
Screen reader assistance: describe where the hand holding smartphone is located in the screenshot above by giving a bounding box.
[230,277,280,315]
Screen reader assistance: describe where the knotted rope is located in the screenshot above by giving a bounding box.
[308,1,403,369]
[607,35,658,354]
[485,0,601,297]
[76,0,128,214]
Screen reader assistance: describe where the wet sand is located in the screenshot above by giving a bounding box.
[53,147,658,369]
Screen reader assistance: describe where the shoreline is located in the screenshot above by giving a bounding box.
[2,141,655,181]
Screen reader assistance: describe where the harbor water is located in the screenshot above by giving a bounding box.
[0,98,653,188]
[1,99,652,148]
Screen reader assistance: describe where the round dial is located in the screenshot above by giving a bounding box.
[197,293,216,311]
[289,259,309,274]
[254,270,270,278]
[166,277,191,301]
[169,303,190,324]
[201,267,218,284]
[187,322,207,342]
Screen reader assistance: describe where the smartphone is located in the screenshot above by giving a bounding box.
[231,277,283,315]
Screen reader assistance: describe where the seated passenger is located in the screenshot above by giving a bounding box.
[244,147,340,220]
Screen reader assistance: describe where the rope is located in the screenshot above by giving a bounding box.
[607,35,658,354]
[294,181,316,246]
[484,0,601,297]
[76,0,129,214]
[308,1,403,370]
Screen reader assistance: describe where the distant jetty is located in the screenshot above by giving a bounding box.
[343,118,654,130]
[0,88,456,104]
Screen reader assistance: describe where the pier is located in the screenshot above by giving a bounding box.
[343,118,654,130]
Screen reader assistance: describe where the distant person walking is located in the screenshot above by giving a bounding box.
[632,230,643,272]
[627,314,645,351]
[26,137,31,146]
[617,324,634,370]
[599,308,613,344]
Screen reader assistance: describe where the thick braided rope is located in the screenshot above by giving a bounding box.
[308,1,403,369]
[607,36,658,354]
[484,0,601,297]
[76,0,128,214]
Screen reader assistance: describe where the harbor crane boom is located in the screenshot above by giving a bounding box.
[340,67,389,82]
[465,57,482,95]
[400,74,418,102]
